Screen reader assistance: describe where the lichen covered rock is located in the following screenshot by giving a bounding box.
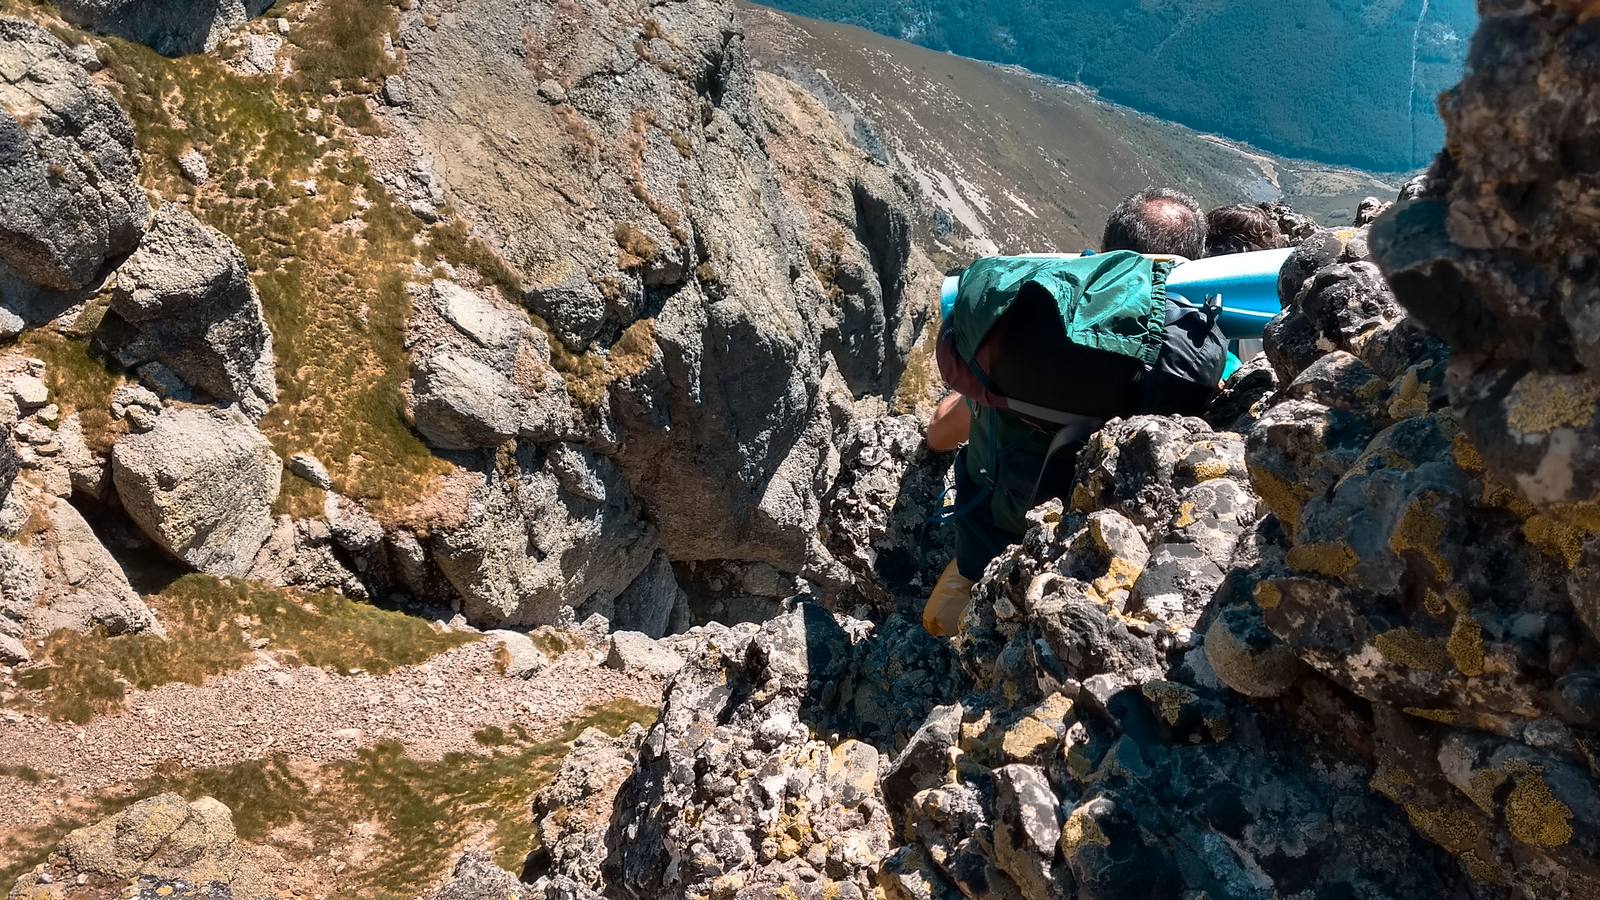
[6,793,273,900]
[0,18,148,294]
[103,205,277,418]
[111,407,281,578]
[601,605,960,898]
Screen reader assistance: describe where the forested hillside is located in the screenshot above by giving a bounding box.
[755,0,1477,171]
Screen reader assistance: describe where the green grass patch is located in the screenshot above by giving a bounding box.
[97,30,455,518]
[0,700,658,894]
[6,575,476,724]
[16,328,126,453]
[422,216,525,302]
[285,0,401,97]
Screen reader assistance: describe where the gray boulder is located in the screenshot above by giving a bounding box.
[431,443,659,629]
[6,793,274,899]
[406,280,578,451]
[52,0,274,56]
[411,351,521,450]
[603,631,683,678]
[0,18,148,293]
[0,491,159,638]
[105,205,277,418]
[111,407,281,578]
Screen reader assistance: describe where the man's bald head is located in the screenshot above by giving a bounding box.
[1101,188,1207,260]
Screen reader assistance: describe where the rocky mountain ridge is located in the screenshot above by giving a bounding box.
[2,0,1600,897]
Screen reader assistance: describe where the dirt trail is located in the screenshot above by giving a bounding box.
[0,640,663,867]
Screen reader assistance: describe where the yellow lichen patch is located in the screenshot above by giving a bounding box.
[1547,499,1600,533]
[1254,581,1283,611]
[1059,807,1110,856]
[1451,429,1485,474]
[1000,717,1060,765]
[1423,587,1469,618]
[959,710,994,755]
[1355,377,1387,404]
[1373,627,1451,673]
[1505,772,1575,848]
[1285,542,1359,578]
[1191,459,1232,482]
[1172,501,1198,529]
[1070,484,1097,514]
[1447,613,1486,677]
[1459,851,1504,885]
[1389,496,1452,581]
[1140,680,1199,726]
[1249,466,1309,533]
[1481,477,1536,517]
[1089,557,1144,605]
[1387,366,1431,421]
[1505,372,1600,435]
[1402,707,1459,724]
[1524,515,1584,569]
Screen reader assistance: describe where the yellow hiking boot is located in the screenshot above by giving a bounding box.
[923,560,973,637]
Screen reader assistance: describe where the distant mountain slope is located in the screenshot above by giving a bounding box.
[754,0,1475,171]
[743,4,1398,259]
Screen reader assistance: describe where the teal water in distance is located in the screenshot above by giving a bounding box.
[758,0,1478,172]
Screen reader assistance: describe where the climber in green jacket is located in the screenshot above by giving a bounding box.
[922,188,1227,637]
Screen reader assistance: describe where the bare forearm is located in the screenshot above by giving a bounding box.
[927,393,972,452]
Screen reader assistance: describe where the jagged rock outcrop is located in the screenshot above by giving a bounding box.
[391,0,935,598]
[599,605,961,897]
[1371,1,1600,514]
[755,71,937,398]
[1243,199,1600,894]
[407,280,576,450]
[525,724,649,890]
[423,852,530,900]
[431,442,667,631]
[51,0,273,56]
[111,406,281,578]
[583,413,1480,899]
[0,18,148,299]
[101,205,277,419]
[815,414,953,613]
[6,793,273,900]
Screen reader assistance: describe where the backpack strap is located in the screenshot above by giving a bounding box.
[1026,418,1101,514]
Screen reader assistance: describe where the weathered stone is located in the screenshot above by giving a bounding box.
[0,492,159,639]
[52,0,274,56]
[111,407,281,578]
[286,452,332,489]
[431,443,657,629]
[0,18,149,293]
[6,793,272,899]
[107,205,277,418]
[411,351,521,451]
[604,631,683,678]
[420,851,525,900]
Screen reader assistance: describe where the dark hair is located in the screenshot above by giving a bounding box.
[1204,204,1286,257]
[1101,188,1207,260]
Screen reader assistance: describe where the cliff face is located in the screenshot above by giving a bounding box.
[0,0,942,646]
[515,3,1600,898]
[386,0,939,616]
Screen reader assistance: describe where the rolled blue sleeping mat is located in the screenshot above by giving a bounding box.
[940,248,1294,341]
[1165,248,1295,340]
